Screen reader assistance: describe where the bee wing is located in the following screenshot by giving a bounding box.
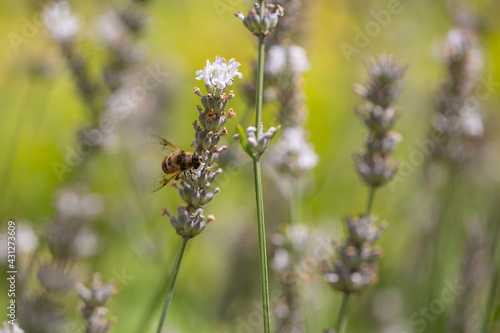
[149,172,180,193]
[150,135,181,155]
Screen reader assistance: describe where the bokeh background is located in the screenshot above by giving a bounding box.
[1,0,499,332]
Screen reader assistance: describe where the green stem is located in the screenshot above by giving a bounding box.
[482,218,500,333]
[336,293,352,333]
[253,158,271,333]
[251,6,271,332]
[366,186,376,216]
[156,237,189,333]
[255,34,265,129]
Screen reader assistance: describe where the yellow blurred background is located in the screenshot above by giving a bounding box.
[1,0,499,332]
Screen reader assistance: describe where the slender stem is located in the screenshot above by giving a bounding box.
[255,34,265,130]
[253,158,271,333]
[336,293,352,333]
[366,186,376,216]
[481,219,500,333]
[251,5,271,331]
[156,237,189,333]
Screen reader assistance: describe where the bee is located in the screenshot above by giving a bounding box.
[149,135,202,193]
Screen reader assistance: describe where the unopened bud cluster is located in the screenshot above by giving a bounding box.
[236,3,284,37]
[165,56,241,238]
[322,216,387,293]
[353,54,406,188]
[165,207,215,239]
[235,123,278,159]
[75,273,116,333]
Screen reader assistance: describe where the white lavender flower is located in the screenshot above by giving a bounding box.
[43,1,81,43]
[266,45,311,76]
[272,248,292,272]
[269,127,319,175]
[196,56,243,97]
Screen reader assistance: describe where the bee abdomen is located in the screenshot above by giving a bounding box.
[162,155,177,173]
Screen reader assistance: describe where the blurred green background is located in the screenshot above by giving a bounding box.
[1,0,499,332]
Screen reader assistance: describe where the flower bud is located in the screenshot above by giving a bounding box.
[355,152,399,188]
[236,123,278,159]
[366,131,402,155]
[167,207,213,238]
[236,3,284,37]
[201,94,216,110]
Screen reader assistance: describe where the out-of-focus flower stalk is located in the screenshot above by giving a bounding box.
[260,2,318,331]
[422,12,485,324]
[236,2,284,332]
[75,273,116,333]
[322,54,406,333]
[450,218,486,333]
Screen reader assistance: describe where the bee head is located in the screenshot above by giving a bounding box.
[193,153,202,169]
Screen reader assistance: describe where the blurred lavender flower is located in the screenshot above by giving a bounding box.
[43,1,81,43]
[271,223,311,273]
[322,216,387,293]
[0,322,25,333]
[269,127,319,176]
[0,222,38,263]
[75,273,116,333]
[37,262,75,293]
[271,223,313,332]
[96,11,129,50]
[429,24,484,163]
[46,187,103,260]
[266,45,310,76]
[353,54,407,188]
[55,188,104,223]
[322,54,405,332]
[18,295,66,333]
